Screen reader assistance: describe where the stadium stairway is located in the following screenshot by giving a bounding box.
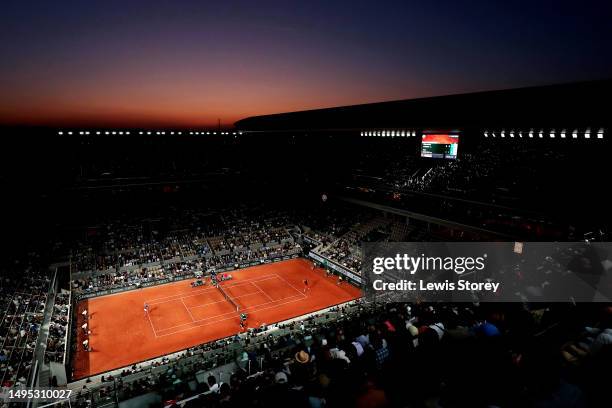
[38,368,51,390]
[33,283,58,388]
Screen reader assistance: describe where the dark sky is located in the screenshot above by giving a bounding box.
[1,0,610,127]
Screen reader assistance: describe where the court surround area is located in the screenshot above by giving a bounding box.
[73,258,361,379]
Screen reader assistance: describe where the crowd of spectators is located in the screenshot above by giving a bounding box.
[60,203,612,407]
[72,241,302,299]
[0,266,50,389]
[70,209,304,298]
[70,220,214,273]
[68,302,357,407]
[320,239,362,273]
[350,142,567,206]
[340,142,612,241]
[46,291,71,364]
[68,299,612,408]
[70,206,388,297]
[69,204,431,294]
[315,217,391,275]
[300,207,374,247]
[386,151,494,195]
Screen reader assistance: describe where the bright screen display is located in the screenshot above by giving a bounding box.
[421,134,459,159]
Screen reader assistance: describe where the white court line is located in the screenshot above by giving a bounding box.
[273,273,307,298]
[181,298,196,322]
[145,275,278,304]
[144,274,277,303]
[188,289,262,310]
[250,281,274,302]
[144,283,219,303]
[221,275,278,289]
[154,293,307,337]
[155,292,304,334]
[146,311,158,338]
[155,294,299,333]
[145,275,278,305]
[151,290,270,333]
[151,273,309,334]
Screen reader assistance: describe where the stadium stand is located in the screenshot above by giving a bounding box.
[45,291,70,365]
[0,80,610,407]
[0,267,50,389]
[69,211,304,298]
[63,299,612,408]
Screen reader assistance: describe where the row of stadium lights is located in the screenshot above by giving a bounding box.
[56,130,243,136]
[360,130,418,137]
[484,128,605,139]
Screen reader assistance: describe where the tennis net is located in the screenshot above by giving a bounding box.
[217,284,239,312]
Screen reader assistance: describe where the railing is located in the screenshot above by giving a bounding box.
[60,291,71,366]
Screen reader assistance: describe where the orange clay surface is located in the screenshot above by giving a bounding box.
[73,258,361,379]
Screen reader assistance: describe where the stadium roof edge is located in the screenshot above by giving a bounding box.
[235,79,612,132]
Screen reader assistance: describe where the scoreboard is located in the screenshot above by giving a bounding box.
[421,133,459,159]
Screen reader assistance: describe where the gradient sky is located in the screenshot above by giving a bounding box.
[1,0,611,128]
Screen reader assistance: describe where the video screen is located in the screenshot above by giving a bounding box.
[421,133,459,159]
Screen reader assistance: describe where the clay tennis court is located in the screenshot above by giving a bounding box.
[73,258,361,379]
